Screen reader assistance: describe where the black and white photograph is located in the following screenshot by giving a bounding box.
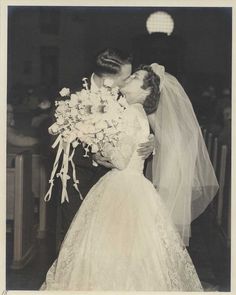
[0,0,234,293]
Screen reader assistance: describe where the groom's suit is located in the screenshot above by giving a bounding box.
[51,75,109,237]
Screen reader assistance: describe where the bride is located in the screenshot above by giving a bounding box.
[40,64,218,291]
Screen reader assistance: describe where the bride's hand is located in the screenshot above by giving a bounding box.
[137,134,155,160]
[92,152,115,169]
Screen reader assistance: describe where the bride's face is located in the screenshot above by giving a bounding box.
[120,70,150,105]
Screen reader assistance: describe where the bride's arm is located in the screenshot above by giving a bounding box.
[101,134,136,170]
[101,108,142,170]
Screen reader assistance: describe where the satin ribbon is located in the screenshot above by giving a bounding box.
[44,134,63,202]
[44,135,83,203]
[69,147,83,200]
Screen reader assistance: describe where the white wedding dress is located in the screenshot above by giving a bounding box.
[41,104,203,291]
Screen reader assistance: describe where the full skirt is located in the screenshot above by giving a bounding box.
[41,169,203,291]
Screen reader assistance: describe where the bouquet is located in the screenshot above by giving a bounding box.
[44,78,128,203]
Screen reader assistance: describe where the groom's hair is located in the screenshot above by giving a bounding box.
[94,48,133,76]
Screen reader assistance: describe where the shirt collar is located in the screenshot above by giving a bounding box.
[90,73,100,91]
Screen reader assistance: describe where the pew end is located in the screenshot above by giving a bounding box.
[7,151,36,269]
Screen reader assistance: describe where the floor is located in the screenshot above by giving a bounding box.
[6,212,230,291]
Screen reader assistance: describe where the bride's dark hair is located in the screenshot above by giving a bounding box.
[139,65,161,115]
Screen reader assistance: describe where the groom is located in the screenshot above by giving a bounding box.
[54,48,154,239]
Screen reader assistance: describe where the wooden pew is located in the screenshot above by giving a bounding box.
[7,151,36,269]
[7,153,47,239]
[216,145,228,226]
[206,132,213,157]
[31,154,47,239]
[204,130,231,247]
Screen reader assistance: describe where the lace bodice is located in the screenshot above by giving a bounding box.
[102,104,150,174]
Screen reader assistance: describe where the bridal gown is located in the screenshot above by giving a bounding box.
[41,104,203,291]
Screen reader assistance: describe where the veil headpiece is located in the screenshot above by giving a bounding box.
[148,63,219,246]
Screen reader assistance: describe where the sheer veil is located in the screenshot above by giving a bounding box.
[148,64,219,246]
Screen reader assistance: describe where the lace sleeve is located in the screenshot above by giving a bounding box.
[102,134,136,170]
[101,106,142,170]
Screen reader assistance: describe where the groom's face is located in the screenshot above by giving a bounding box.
[112,63,132,88]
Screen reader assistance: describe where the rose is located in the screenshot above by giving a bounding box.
[59,87,70,97]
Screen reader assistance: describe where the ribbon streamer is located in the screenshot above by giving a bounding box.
[69,147,83,200]
[44,134,84,203]
[44,134,63,202]
[60,141,70,203]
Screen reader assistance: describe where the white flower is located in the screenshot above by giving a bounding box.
[57,116,65,125]
[49,123,59,135]
[72,140,79,148]
[49,79,127,166]
[70,108,78,117]
[95,120,107,131]
[96,132,104,141]
[90,92,100,103]
[90,105,96,114]
[103,105,109,113]
[85,125,96,134]
[59,87,70,97]
[75,122,83,130]
[103,78,114,88]
[69,94,79,107]
[57,104,67,113]
[79,109,86,115]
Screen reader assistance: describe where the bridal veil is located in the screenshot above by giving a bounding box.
[148,64,219,246]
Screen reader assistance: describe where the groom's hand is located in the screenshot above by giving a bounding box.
[137,134,155,160]
[93,152,115,169]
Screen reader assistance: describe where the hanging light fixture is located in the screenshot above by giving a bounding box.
[146,11,174,35]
